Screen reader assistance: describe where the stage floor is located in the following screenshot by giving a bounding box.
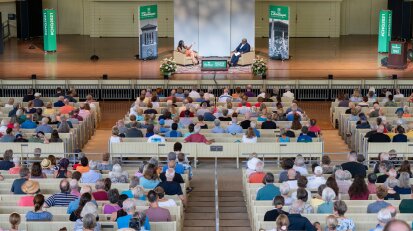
[0,35,412,80]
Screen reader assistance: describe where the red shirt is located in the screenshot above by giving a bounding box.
[73,163,80,170]
[248,172,265,183]
[238,102,251,107]
[349,191,369,200]
[185,134,208,143]
[18,196,34,206]
[179,111,194,117]
[93,191,108,201]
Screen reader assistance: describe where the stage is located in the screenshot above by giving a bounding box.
[0,35,412,80]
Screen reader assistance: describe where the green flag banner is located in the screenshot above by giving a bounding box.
[43,9,57,52]
[269,5,289,60]
[391,43,402,55]
[138,5,158,60]
[378,10,392,53]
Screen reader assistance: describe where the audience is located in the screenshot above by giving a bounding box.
[287,200,316,231]
[26,194,53,221]
[92,179,108,201]
[116,199,150,229]
[44,179,78,207]
[341,151,366,178]
[144,190,171,222]
[367,185,390,213]
[348,176,369,200]
[109,164,129,183]
[103,189,121,215]
[11,167,30,194]
[256,173,281,200]
[333,200,355,231]
[371,208,392,231]
[0,149,14,170]
[317,187,336,214]
[264,196,289,221]
[81,161,102,183]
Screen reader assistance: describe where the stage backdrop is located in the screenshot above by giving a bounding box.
[139,5,158,60]
[174,0,254,57]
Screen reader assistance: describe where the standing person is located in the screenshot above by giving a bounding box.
[229,38,251,66]
[177,40,199,65]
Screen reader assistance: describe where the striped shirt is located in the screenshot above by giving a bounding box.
[45,192,78,207]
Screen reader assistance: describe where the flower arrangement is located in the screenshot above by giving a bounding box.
[160,57,177,74]
[251,58,267,76]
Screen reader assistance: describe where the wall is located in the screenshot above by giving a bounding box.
[0,0,17,37]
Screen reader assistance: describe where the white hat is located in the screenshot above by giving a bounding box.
[34,93,41,97]
[247,157,260,170]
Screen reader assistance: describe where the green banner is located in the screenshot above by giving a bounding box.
[378,10,392,53]
[391,43,402,55]
[202,60,227,69]
[43,9,57,52]
[269,5,289,20]
[140,5,158,20]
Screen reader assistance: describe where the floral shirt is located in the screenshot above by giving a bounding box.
[336,217,355,231]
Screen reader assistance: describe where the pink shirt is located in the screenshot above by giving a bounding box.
[309,125,321,133]
[103,204,121,214]
[368,183,377,194]
[18,196,34,206]
[71,189,81,197]
[9,166,21,174]
[184,133,208,143]
[79,109,91,119]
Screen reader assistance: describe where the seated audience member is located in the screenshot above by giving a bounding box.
[308,166,326,189]
[294,188,314,214]
[264,196,289,221]
[140,164,160,189]
[394,172,411,195]
[162,152,185,174]
[293,154,308,175]
[177,152,192,180]
[8,157,21,174]
[240,112,252,129]
[367,185,390,213]
[297,126,313,143]
[70,179,80,197]
[121,176,141,199]
[285,169,298,190]
[44,179,78,207]
[109,164,128,183]
[40,158,54,175]
[76,157,91,174]
[308,119,321,134]
[399,189,413,213]
[333,200,355,231]
[30,162,46,179]
[26,194,53,221]
[348,176,369,200]
[18,180,40,206]
[116,199,150,229]
[70,192,93,221]
[184,125,214,144]
[35,117,53,134]
[226,114,243,134]
[368,125,391,142]
[81,161,102,183]
[144,190,171,222]
[382,219,411,231]
[310,184,327,208]
[287,201,316,231]
[218,108,232,121]
[261,114,277,129]
[0,149,14,170]
[67,186,96,214]
[0,128,15,142]
[397,160,412,178]
[392,125,407,142]
[376,162,393,183]
[54,158,72,178]
[242,127,257,143]
[73,202,101,231]
[367,173,378,194]
[370,208,392,231]
[155,186,177,207]
[246,153,260,176]
[256,173,281,200]
[103,189,122,215]
[125,121,143,138]
[165,123,182,137]
[384,178,401,200]
[104,178,112,191]
[335,170,352,194]
[325,215,339,231]
[156,168,186,206]
[11,167,30,194]
[8,213,21,231]
[317,187,336,214]
[279,158,301,183]
[291,176,312,200]
[341,151,367,178]
[279,183,293,206]
[321,155,333,174]
[248,161,265,183]
[211,119,225,133]
[277,129,290,143]
[96,153,113,171]
[92,179,108,201]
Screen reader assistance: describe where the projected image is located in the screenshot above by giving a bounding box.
[269,19,289,60]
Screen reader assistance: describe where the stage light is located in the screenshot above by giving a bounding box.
[90,55,99,61]
[31,74,36,80]
[392,74,397,80]
[102,74,108,80]
[328,74,333,80]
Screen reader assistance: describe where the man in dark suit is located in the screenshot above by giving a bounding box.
[230,38,251,66]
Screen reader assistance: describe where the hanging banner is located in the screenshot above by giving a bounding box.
[138,5,158,60]
[378,10,392,53]
[269,5,289,60]
[43,9,57,52]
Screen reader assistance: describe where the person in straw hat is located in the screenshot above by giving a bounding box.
[40,158,54,175]
[18,180,40,206]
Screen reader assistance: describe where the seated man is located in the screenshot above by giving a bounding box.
[229,38,251,66]
[256,173,281,200]
[156,168,187,206]
[144,190,171,222]
[44,179,78,207]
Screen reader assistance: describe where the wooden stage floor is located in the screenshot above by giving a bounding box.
[0,35,412,80]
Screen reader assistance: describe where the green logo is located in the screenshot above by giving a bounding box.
[391,44,402,55]
[202,61,227,69]
[378,10,392,53]
[269,5,289,20]
[140,5,157,20]
[43,9,57,51]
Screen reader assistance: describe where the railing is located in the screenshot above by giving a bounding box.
[2,20,10,40]
[0,79,411,100]
[214,154,219,231]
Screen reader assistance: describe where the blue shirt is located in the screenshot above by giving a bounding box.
[81,170,102,183]
[139,177,161,189]
[117,214,151,230]
[256,184,281,200]
[253,128,261,138]
[67,199,97,214]
[162,163,185,174]
[35,124,54,133]
[120,190,146,200]
[297,134,312,143]
[279,137,290,143]
[21,120,37,129]
[26,211,53,221]
[225,123,243,134]
[165,130,182,137]
[317,201,333,214]
[159,127,170,133]
[367,201,390,213]
[211,126,225,133]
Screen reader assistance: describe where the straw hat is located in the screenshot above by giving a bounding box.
[21,180,40,194]
[41,158,51,168]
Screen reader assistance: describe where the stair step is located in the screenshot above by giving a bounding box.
[219,207,247,213]
[185,213,215,220]
[189,201,246,207]
[184,219,216,227]
[186,207,215,213]
[220,219,251,227]
[189,196,244,202]
[221,227,252,231]
[183,227,216,231]
[220,213,249,220]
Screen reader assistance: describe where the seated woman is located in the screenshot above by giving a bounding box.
[26,194,53,221]
[394,172,411,195]
[155,186,177,207]
[103,189,122,215]
[54,158,72,178]
[31,162,47,179]
[109,164,129,183]
[139,164,160,189]
[348,176,369,200]
[177,40,199,65]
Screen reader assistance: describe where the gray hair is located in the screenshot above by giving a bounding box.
[343,170,352,180]
[148,157,159,166]
[129,176,140,189]
[80,202,98,218]
[335,170,345,181]
[123,198,136,213]
[12,157,20,165]
[82,213,97,230]
[289,200,304,214]
[95,179,105,190]
[69,179,79,190]
[89,160,97,170]
[384,177,399,188]
[280,182,290,195]
[295,155,305,167]
[250,121,257,128]
[19,167,30,178]
[214,119,221,127]
[322,187,336,202]
[255,161,264,172]
[377,208,392,224]
[398,172,410,188]
[166,168,175,180]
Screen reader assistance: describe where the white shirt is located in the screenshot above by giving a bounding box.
[283,91,294,99]
[189,90,201,99]
[218,94,232,103]
[286,180,298,190]
[147,134,166,143]
[242,135,257,143]
[293,166,308,175]
[394,93,404,99]
[307,176,326,190]
[236,106,251,115]
[158,199,177,207]
[110,136,121,143]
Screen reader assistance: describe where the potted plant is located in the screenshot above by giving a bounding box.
[160,57,177,78]
[251,57,268,76]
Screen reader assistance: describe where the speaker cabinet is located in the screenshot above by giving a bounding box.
[16,0,43,39]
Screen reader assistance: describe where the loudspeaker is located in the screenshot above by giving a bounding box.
[392,74,398,80]
[102,74,108,80]
[31,74,36,79]
[328,74,333,80]
[16,0,43,39]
